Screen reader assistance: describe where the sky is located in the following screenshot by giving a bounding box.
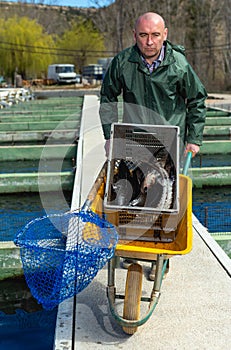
[6,0,113,8]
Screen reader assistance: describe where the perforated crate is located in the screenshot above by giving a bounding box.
[104,123,180,242]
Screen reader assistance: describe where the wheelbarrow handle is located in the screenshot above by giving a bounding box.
[182,151,192,175]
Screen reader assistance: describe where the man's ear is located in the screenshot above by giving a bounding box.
[164,28,168,41]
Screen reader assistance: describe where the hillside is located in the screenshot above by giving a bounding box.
[0,1,90,35]
[0,0,230,91]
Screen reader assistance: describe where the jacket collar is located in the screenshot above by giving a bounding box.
[128,41,177,67]
[128,44,142,63]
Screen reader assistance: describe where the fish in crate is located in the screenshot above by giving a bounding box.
[104,123,180,242]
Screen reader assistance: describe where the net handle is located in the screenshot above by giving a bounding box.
[182,151,192,175]
[81,161,107,211]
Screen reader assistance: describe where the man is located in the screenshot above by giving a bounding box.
[99,12,207,278]
[100,12,207,156]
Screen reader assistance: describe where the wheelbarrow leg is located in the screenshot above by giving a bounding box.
[153,254,165,293]
[150,258,169,280]
[107,256,117,304]
[108,256,117,287]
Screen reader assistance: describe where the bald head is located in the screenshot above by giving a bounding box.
[135,12,166,31]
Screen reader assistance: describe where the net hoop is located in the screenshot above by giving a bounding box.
[14,209,118,310]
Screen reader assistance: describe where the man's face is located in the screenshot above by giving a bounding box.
[134,17,168,63]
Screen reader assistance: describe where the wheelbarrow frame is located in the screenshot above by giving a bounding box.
[107,254,169,330]
[89,153,193,334]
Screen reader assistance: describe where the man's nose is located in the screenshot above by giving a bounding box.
[147,35,154,45]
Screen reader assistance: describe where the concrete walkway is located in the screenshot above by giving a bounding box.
[73,226,231,350]
[54,95,231,350]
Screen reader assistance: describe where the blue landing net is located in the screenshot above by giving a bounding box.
[14,210,118,310]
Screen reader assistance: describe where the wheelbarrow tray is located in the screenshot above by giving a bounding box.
[90,163,193,258]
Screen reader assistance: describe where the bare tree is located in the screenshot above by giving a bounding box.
[0,0,230,90]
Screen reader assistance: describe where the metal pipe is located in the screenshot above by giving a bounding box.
[107,256,116,287]
[153,254,165,293]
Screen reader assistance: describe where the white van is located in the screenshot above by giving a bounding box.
[47,64,79,84]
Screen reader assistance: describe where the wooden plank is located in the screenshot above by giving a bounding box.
[0,144,76,160]
[200,140,231,154]
[0,172,74,193]
[191,166,231,187]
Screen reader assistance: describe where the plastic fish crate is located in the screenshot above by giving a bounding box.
[104,123,180,242]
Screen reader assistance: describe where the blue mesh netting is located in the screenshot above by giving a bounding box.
[193,202,231,233]
[14,210,118,310]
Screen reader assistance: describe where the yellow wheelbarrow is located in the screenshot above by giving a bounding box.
[90,152,193,335]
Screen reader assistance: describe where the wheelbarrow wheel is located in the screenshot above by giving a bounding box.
[123,263,143,335]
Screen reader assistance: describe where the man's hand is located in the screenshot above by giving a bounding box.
[104,139,110,158]
[185,143,200,157]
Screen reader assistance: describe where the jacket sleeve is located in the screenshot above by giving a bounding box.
[183,64,207,146]
[99,57,122,139]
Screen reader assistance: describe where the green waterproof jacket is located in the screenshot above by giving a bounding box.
[99,40,207,145]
